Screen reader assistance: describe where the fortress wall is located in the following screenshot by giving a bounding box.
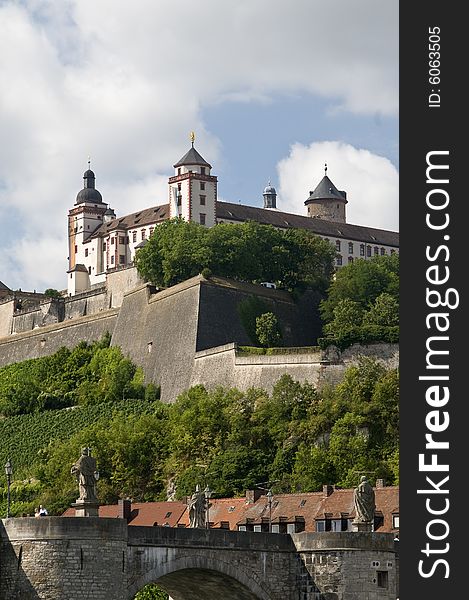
[0,300,14,338]
[191,343,399,397]
[111,279,201,403]
[64,287,108,320]
[106,266,143,308]
[196,278,321,351]
[0,310,118,368]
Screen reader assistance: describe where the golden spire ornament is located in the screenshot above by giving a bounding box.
[190,131,195,146]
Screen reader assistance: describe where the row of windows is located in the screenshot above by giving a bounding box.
[334,240,395,256]
[176,167,207,176]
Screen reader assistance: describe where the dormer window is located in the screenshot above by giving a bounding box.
[201,167,206,175]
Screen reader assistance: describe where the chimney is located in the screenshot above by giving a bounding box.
[323,484,334,498]
[375,479,386,488]
[246,489,265,503]
[118,499,131,522]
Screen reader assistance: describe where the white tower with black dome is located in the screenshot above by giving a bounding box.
[168,133,217,227]
[67,166,109,294]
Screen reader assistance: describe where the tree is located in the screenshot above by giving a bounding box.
[320,254,399,323]
[363,293,399,327]
[323,299,364,337]
[256,312,282,347]
[135,219,335,291]
[134,584,169,599]
[43,288,62,298]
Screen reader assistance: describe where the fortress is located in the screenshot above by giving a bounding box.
[0,142,399,401]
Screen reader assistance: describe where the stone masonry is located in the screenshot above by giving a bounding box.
[0,517,398,600]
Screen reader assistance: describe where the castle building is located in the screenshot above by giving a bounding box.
[67,142,399,296]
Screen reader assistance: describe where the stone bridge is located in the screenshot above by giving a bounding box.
[0,518,398,600]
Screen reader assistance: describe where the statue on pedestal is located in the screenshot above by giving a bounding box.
[188,485,207,529]
[71,447,98,504]
[353,476,375,524]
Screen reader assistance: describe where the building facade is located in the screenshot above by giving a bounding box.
[67,142,399,295]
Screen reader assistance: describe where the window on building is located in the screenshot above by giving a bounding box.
[200,195,206,205]
[126,236,129,244]
[111,238,115,245]
[367,245,371,257]
[335,240,341,251]
[201,167,206,175]
[336,255,343,266]
[88,266,91,274]
[132,231,137,243]
[381,247,386,255]
[360,244,365,256]
[103,243,106,251]
[377,571,389,589]
[177,168,181,175]
[391,249,395,254]
[253,525,262,532]
[392,515,400,529]
[149,227,154,237]
[177,194,182,207]
[200,213,206,225]
[200,181,205,190]
[111,256,114,264]
[348,242,354,254]
[119,255,125,265]
[374,246,379,255]
[286,523,296,534]
[316,519,332,531]
[119,236,125,245]
[271,524,280,533]
[220,521,230,529]
[341,516,349,531]
[165,512,172,519]
[238,525,247,531]
[74,245,78,253]
[84,248,88,257]
[141,230,146,240]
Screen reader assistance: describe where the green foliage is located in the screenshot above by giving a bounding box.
[0,335,145,416]
[43,288,61,298]
[318,325,399,350]
[0,399,157,481]
[363,292,399,327]
[320,254,399,323]
[134,584,169,600]
[255,312,282,347]
[237,296,269,344]
[323,299,364,337]
[134,219,335,291]
[1,355,398,514]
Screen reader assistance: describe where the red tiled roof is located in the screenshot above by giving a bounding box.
[62,487,399,533]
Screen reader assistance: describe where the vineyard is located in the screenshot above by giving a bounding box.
[0,399,156,479]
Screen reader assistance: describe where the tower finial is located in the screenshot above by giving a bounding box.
[324,162,328,176]
[88,156,91,169]
[190,131,195,147]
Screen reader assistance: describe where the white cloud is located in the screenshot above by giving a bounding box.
[277,141,399,231]
[0,0,397,291]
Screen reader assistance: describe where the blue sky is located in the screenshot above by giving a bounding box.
[0,0,398,292]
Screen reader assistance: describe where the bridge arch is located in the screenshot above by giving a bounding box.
[127,553,273,600]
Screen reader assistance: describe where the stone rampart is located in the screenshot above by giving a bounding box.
[0,309,118,368]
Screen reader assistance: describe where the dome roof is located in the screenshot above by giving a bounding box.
[263,184,277,194]
[76,188,103,204]
[83,169,95,179]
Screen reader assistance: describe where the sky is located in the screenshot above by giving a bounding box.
[0,0,398,292]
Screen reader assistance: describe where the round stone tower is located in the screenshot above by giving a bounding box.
[305,165,348,223]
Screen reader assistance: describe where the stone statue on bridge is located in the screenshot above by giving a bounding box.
[353,476,375,524]
[71,447,98,504]
[188,485,207,528]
